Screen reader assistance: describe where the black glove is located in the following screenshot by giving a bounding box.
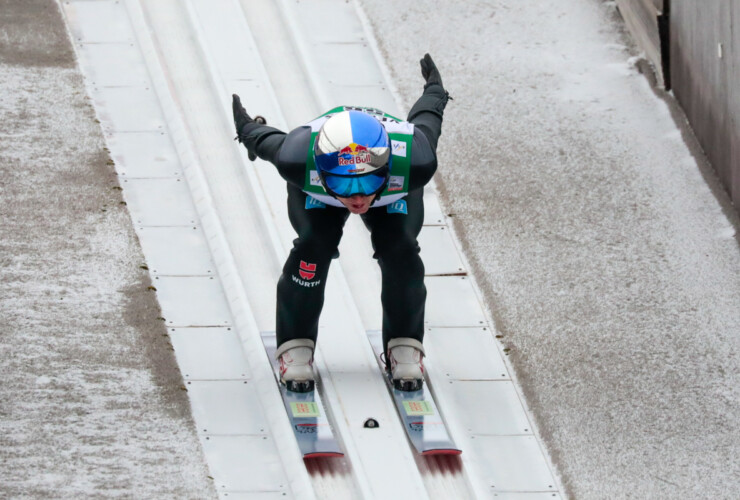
[232,94,266,161]
[232,93,253,139]
[420,53,443,89]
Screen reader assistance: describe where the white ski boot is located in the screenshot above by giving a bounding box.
[276,339,315,393]
[388,338,425,392]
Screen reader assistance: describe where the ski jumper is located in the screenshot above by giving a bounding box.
[239,84,449,353]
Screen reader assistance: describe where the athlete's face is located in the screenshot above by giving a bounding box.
[337,194,376,214]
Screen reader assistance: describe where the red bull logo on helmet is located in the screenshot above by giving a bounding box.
[337,143,371,172]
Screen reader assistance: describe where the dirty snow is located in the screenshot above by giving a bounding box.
[0,2,215,496]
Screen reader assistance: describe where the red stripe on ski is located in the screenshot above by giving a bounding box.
[421,448,462,456]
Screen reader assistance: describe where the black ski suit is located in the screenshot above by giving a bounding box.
[237,83,449,353]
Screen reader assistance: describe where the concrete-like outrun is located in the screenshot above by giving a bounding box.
[61,0,562,498]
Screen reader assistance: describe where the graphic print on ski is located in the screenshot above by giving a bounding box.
[261,332,343,458]
[368,331,462,456]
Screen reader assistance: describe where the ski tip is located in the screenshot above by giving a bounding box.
[421,448,462,456]
[303,451,344,459]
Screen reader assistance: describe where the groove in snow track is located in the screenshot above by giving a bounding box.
[172,0,448,496]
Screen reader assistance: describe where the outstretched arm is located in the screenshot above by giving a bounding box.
[232,94,286,165]
[407,54,451,153]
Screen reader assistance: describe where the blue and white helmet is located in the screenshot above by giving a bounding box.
[313,110,391,198]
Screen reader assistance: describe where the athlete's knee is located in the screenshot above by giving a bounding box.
[373,232,420,262]
[292,235,341,263]
[295,222,343,255]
